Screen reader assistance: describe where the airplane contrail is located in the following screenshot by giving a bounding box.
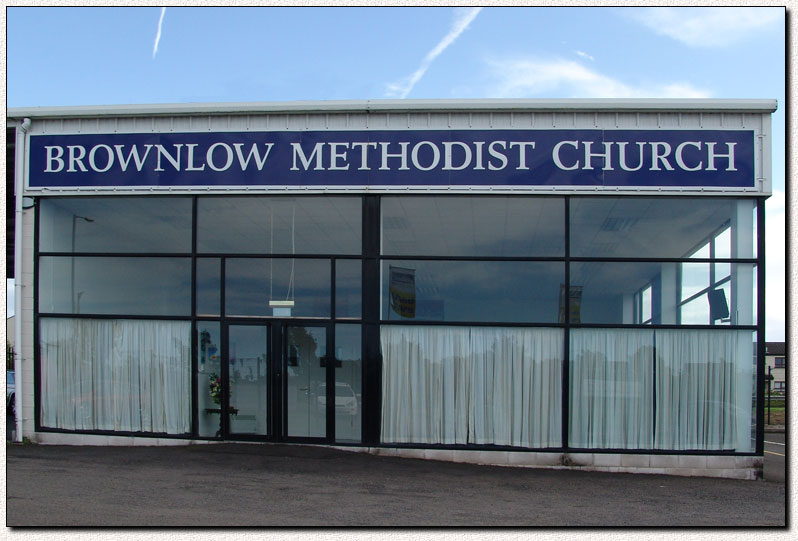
[386,7,482,99]
[153,7,166,59]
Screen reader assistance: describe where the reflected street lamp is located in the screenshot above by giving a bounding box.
[71,215,94,313]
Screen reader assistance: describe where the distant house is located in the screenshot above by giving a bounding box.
[765,342,786,394]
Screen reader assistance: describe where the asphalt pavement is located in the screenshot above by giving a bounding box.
[5,440,787,527]
[764,431,786,483]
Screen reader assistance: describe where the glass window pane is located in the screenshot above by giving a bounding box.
[641,285,652,323]
[654,329,755,452]
[570,261,673,324]
[714,227,732,259]
[196,258,221,317]
[382,196,564,256]
[336,259,361,319]
[382,261,563,323]
[38,257,191,316]
[286,325,326,438]
[714,262,731,281]
[197,196,361,254]
[569,329,654,449]
[570,197,756,259]
[334,324,362,442]
[381,325,562,447]
[39,197,192,253]
[39,318,191,434]
[569,328,755,452]
[225,258,330,317]
[680,296,708,325]
[228,325,269,436]
[681,262,710,300]
[197,321,222,437]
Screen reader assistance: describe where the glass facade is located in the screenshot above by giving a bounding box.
[35,194,762,455]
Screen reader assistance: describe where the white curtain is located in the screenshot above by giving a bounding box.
[381,326,562,448]
[655,329,752,452]
[40,318,191,434]
[569,329,655,449]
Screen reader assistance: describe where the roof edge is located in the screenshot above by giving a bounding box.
[6,98,779,119]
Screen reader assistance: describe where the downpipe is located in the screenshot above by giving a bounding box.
[14,117,31,442]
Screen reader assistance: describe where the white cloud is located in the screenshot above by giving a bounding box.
[385,7,482,99]
[627,7,783,48]
[486,57,710,99]
[575,50,594,61]
[765,189,786,341]
[152,7,166,59]
[7,279,14,319]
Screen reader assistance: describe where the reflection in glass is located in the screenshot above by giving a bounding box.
[197,196,362,254]
[381,261,562,323]
[197,322,222,437]
[654,328,754,452]
[286,326,326,438]
[336,259,361,319]
[569,328,754,452]
[228,325,269,435]
[39,197,192,253]
[382,196,564,256]
[571,262,754,326]
[226,258,330,317]
[568,261,670,324]
[39,318,191,434]
[334,325,362,442]
[381,325,562,447]
[681,262,710,300]
[196,258,221,316]
[714,227,732,259]
[570,197,756,259]
[38,257,191,316]
[569,329,654,449]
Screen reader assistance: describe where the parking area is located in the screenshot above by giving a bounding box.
[6,441,786,527]
[764,431,786,483]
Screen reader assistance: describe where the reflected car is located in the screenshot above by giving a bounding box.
[317,382,358,416]
[6,371,15,418]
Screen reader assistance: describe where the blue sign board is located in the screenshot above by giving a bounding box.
[27,129,755,189]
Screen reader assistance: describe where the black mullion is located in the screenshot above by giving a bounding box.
[567,257,756,264]
[326,321,335,443]
[328,259,336,442]
[35,313,193,321]
[37,252,194,257]
[219,257,227,439]
[190,196,198,438]
[280,323,288,441]
[652,330,657,446]
[33,197,41,433]
[378,319,756,331]
[220,321,229,439]
[379,255,565,262]
[562,196,570,451]
[182,253,361,260]
[756,197,766,456]
[362,195,381,446]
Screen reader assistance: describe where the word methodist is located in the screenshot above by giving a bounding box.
[29,129,755,189]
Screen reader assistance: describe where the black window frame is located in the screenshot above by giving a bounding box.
[32,193,766,457]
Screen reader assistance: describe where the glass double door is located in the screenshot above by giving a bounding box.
[223,321,330,441]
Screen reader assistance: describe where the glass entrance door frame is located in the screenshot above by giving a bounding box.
[221,319,334,443]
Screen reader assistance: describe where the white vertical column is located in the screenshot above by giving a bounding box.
[731,200,755,325]
[622,293,634,323]
[659,263,678,324]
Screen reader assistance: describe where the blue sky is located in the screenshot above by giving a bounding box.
[6,6,786,340]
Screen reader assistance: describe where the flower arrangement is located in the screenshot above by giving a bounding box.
[209,373,223,405]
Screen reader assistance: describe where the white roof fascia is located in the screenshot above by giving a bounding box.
[6,98,778,119]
